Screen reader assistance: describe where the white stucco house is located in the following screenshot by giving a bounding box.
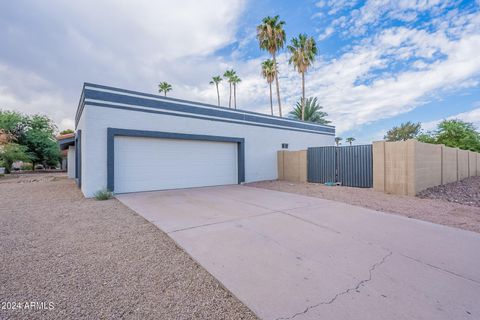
[65,83,335,197]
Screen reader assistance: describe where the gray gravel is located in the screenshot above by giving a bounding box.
[0,174,258,320]
[248,180,480,234]
[417,176,480,207]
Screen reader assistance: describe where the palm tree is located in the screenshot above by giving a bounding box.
[209,76,222,106]
[346,137,356,145]
[335,137,342,146]
[158,82,172,96]
[261,59,276,115]
[257,15,286,117]
[230,75,241,109]
[289,97,330,124]
[223,69,236,108]
[287,34,318,121]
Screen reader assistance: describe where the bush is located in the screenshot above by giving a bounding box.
[94,189,113,201]
[21,163,33,171]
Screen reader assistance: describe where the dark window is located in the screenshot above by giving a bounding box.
[281,143,289,149]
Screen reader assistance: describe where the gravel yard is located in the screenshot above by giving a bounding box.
[0,174,257,320]
[248,180,480,234]
[418,176,480,207]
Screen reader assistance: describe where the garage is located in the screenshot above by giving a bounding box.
[73,83,335,197]
[114,136,239,193]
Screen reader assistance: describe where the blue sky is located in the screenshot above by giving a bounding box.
[1,0,480,143]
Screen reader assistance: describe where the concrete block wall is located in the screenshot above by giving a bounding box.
[277,150,307,183]
[373,140,479,196]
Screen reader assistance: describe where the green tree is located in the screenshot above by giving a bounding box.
[384,121,421,141]
[346,137,355,145]
[287,34,318,121]
[0,110,27,142]
[257,15,286,117]
[223,69,236,108]
[209,76,223,107]
[0,143,31,173]
[261,59,276,116]
[289,97,330,124]
[158,82,172,96]
[24,115,61,169]
[335,137,342,146]
[231,75,241,109]
[435,120,480,152]
[60,129,74,135]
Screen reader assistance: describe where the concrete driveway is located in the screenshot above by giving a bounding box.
[117,185,480,320]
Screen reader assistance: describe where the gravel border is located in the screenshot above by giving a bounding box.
[0,175,258,319]
[247,180,480,234]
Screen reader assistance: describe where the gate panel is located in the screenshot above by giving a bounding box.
[307,146,336,183]
[337,145,373,187]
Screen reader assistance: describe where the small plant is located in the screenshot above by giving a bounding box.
[94,188,113,200]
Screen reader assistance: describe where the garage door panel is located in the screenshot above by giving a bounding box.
[114,137,238,193]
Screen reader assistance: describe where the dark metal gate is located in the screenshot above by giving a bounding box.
[307,145,373,188]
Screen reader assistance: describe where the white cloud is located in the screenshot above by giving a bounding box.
[422,105,480,131]
[0,0,246,130]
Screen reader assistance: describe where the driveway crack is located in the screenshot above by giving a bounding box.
[275,251,393,320]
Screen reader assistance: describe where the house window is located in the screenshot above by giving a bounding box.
[281,143,289,149]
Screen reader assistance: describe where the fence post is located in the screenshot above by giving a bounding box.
[373,141,385,192]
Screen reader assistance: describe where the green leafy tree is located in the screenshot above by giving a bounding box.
[223,70,236,108]
[0,110,27,142]
[0,143,31,173]
[158,82,172,96]
[60,129,74,135]
[209,76,222,107]
[257,15,286,117]
[384,121,421,141]
[261,59,277,116]
[288,34,318,121]
[435,120,480,152]
[289,97,330,124]
[346,137,355,145]
[335,137,342,146]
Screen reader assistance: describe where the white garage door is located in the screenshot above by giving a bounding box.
[114,136,238,193]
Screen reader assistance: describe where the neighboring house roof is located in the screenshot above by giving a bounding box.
[57,133,75,150]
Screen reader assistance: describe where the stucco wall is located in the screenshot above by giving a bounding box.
[67,146,76,179]
[79,106,333,197]
[277,150,307,183]
[373,140,479,196]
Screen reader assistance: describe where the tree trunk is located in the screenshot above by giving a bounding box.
[233,84,237,109]
[164,92,166,97]
[301,71,305,121]
[272,52,282,117]
[216,84,220,106]
[228,83,232,108]
[269,82,273,116]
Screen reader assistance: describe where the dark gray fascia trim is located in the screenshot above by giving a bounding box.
[85,89,334,134]
[84,82,335,130]
[89,102,334,136]
[107,128,245,192]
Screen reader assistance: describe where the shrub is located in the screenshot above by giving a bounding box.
[94,188,113,201]
[21,163,33,171]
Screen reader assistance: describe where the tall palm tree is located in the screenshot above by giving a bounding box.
[223,69,236,108]
[287,34,318,121]
[209,76,222,106]
[335,137,342,146]
[346,137,356,145]
[261,59,276,116]
[289,97,330,124]
[257,15,286,117]
[230,75,241,109]
[158,82,172,96]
